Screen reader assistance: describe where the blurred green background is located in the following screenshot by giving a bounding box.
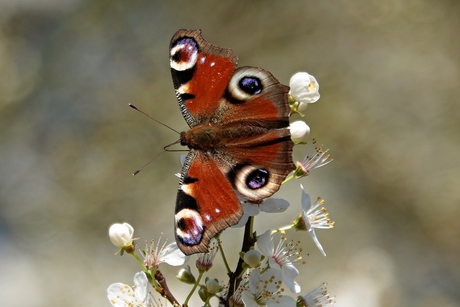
[1,1,459,306]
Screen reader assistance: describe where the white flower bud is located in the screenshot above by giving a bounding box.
[176,265,196,284]
[289,72,320,111]
[289,121,310,144]
[244,250,262,268]
[109,223,134,248]
[205,278,220,294]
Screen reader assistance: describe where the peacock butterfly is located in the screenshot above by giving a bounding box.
[170,29,295,255]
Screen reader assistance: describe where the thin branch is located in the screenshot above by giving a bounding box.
[154,269,181,307]
[225,217,256,307]
[216,234,232,274]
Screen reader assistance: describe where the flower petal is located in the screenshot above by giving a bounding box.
[257,230,274,257]
[241,290,258,307]
[242,201,261,216]
[261,268,283,293]
[289,72,320,110]
[301,282,335,306]
[248,269,261,293]
[268,295,296,307]
[282,268,301,293]
[159,242,189,266]
[308,228,326,256]
[283,262,300,279]
[133,272,149,303]
[289,121,310,144]
[301,185,312,212]
[243,268,294,307]
[231,201,260,228]
[109,223,134,247]
[301,185,328,256]
[260,198,290,213]
[231,212,250,228]
[107,283,135,307]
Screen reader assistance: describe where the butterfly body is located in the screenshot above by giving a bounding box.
[181,122,282,150]
[170,29,295,255]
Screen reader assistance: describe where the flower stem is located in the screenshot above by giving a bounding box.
[249,215,255,239]
[184,270,204,307]
[281,172,295,185]
[273,225,292,233]
[130,251,147,270]
[216,235,232,274]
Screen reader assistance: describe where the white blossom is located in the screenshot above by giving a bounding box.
[301,185,334,257]
[298,282,335,307]
[242,268,296,307]
[294,140,332,178]
[289,120,310,144]
[107,272,150,307]
[229,272,250,307]
[205,278,220,295]
[196,238,219,272]
[244,250,262,268]
[257,230,303,293]
[289,72,320,111]
[143,237,189,268]
[109,223,134,248]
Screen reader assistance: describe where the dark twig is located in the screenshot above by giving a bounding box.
[225,217,257,307]
[155,269,181,307]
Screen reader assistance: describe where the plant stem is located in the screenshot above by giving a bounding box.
[281,172,295,185]
[217,236,232,274]
[225,216,257,307]
[130,252,147,270]
[155,270,181,307]
[184,270,204,307]
[273,225,292,233]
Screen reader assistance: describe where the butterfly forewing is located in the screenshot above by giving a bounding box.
[170,29,237,127]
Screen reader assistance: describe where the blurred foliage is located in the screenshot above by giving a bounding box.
[0,0,459,306]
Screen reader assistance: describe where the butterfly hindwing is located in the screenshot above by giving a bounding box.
[219,66,291,126]
[175,151,243,254]
[220,130,294,202]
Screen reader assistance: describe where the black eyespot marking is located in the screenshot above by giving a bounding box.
[171,49,181,62]
[246,168,269,189]
[239,77,263,95]
[175,208,204,246]
[176,217,187,231]
[171,38,198,61]
[170,37,199,72]
[173,37,197,49]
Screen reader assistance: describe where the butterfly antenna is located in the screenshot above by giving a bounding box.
[132,150,166,175]
[164,139,183,151]
[132,139,185,175]
[129,104,181,135]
